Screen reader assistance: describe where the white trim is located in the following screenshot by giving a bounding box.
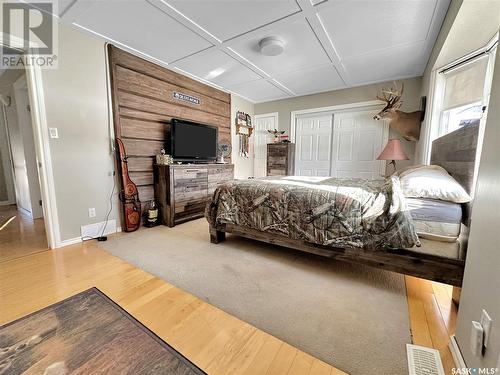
[57,236,83,248]
[449,335,467,370]
[289,100,384,143]
[0,100,17,204]
[423,32,499,165]
[0,200,15,206]
[26,59,61,249]
[254,112,279,122]
[1,32,61,249]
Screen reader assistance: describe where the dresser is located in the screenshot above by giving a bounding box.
[154,164,234,227]
[267,143,295,176]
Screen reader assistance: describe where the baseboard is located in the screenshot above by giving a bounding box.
[0,200,15,206]
[449,335,467,369]
[56,222,122,249]
[56,236,82,248]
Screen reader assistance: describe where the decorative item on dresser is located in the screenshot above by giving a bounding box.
[154,164,234,227]
[267,143,295,176]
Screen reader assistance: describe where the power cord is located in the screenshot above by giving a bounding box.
[82,170,116,242]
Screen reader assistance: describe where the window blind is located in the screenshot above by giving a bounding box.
[442,55,489,111]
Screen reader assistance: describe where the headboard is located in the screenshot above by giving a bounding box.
[430,121,480,224]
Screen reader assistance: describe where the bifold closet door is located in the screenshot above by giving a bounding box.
[295,114,333,177]
[331,109,388,179]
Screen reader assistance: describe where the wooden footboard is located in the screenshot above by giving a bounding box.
[209,223,465,286]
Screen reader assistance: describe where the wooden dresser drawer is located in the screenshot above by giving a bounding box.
[174,168,208,182]
[154,164,234,227]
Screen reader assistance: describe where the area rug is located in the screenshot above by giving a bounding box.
[0,288,205,374]
[100,219,411,374]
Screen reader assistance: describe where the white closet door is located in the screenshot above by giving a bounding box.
[295,114,333,176]
[331,110,388,180]
[253,114,276,178]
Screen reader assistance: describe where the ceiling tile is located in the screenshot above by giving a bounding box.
[227,79,290,103]
[72,0,212,63]
[275,64,345,95]
[228,18,331,77]
[319,0,438,59]
[173,49,263,87]
[163,0,301,41]
[57,0,75,16]
[342,42,425,85]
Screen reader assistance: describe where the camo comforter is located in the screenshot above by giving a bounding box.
[206,175,420,250]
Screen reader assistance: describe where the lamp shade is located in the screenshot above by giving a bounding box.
[377,139,409,161]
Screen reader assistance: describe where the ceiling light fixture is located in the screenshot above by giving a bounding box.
[259,37,285,56]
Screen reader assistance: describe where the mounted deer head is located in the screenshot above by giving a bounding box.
[373,82,422,141]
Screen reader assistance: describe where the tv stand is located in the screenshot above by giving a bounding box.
[154,163,234,227]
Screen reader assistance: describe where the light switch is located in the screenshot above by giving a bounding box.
[470,321,484,357]
[481,309,493,348]
[49,127,59,139]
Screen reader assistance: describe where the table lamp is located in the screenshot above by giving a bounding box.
[377,139,409,174]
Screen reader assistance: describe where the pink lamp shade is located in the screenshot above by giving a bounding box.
[377,139,409,161]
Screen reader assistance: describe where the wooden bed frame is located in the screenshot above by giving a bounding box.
[209,124,480,287]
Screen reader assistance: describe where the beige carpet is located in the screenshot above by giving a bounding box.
[100,219,411,374]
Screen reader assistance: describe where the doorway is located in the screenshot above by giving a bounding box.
[253,112,278,178]
[293,105,388,179]
[0,68,48,262]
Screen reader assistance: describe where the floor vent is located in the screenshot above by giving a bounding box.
[407,344,445,375]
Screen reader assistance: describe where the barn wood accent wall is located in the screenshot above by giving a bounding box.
[108,45,231,205]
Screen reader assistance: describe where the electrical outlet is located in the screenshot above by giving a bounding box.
[481,309,492,348]
[88,208,96,218]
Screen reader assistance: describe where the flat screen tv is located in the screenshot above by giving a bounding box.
[170,119,218,162]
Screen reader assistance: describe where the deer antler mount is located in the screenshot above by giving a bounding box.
[373,82,423,141]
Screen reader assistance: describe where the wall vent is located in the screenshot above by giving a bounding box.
[407,344,445,375]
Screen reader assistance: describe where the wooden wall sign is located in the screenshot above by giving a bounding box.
[107,45,231,211]
[172,91,201,105]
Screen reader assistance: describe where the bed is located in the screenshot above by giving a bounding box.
[206,124,479,286]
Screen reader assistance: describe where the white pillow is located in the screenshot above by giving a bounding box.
[399,165,471,203]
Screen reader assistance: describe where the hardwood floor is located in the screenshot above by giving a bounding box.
[0,204,48,262]
[406,276,458,374]
[0,238,458,374]
[0,242,346,375]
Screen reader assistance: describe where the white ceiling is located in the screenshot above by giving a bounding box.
[56,0,450,103]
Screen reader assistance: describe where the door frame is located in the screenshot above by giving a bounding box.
[253,112,278,177]
[0,96,16,205]
[0,32,59,249]
[290,101,388,176]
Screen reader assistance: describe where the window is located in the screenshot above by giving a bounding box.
[422,36,497,197]
[438,55,489,137]
[439,102,484,136]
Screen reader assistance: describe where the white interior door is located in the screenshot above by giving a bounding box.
[295,113,333,176]
[253,113,276,178]
[13,75,44,218]
[331,109,388,179]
